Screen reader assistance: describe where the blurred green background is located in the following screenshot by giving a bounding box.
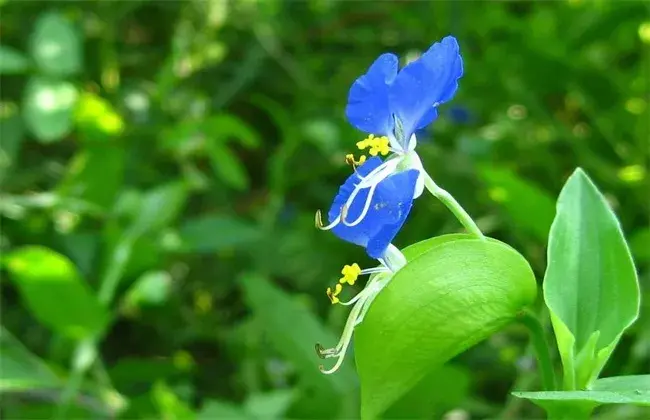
[1,0,649,419]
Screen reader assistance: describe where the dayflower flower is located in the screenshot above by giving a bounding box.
[316,157,419,259]
[314,36,482,375]
[315,157,415,373]
[344,35,463,200]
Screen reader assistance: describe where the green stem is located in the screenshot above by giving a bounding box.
[519,309,557,391]
[421,171,485,239]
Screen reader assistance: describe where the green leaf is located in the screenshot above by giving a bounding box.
[543,168,639,389]
[58,142,126,209]
[241,274,356,415]
[513,385,650,420]
[630,227,650,263]
[122,270,172,309]
[29,12,82,76]
[203,114,260,149]
[178,216,261,253]
[0,109,24,182]
[0,327,61,391]
[5,246,109,339]
[382,365,470,419]
[513,375,650,416]
[206,140,249,190]
[152,381,195,420]
[0,45,30,74]
[22,77,77,143]
[480,166,556,241]
[131,182,188,236]
[198,400,248,420]
[355,235,537,419]
[244,390,295,419]
[74,92,125,141]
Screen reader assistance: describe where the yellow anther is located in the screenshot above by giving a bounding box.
[356,134,390,157]
[326,283,343,304]
[345,153,367,167]
[339,263,361,286]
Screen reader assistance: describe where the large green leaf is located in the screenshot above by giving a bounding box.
[22,77,77,143]
[5,246,109,339]
[0,327,61,391]
[29,12,82,76]
[543,168,639,389]
[355,235,537,419]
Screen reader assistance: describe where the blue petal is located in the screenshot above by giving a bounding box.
[345,53,398,135]
[328,158,418,259]
[389,36,463,141]
[365,169,419,258]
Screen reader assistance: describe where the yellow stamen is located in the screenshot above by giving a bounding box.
[339,263,361,285]
[326,283,343,304]
[345,153,367,167]
[357,134,390,156]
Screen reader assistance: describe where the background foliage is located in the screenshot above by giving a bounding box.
[1,0,648,419]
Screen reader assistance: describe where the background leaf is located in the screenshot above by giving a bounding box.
[178,215,261,253]
[480,166,556,241]
[29,12,82,76]
[22,77,77,143]
[5,246,109,339]
[241,274,357,418]
[0,45,30,74]
[355,235,538,418]
[0,327,61,391]
[543,168,639,389]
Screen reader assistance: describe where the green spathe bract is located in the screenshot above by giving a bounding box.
[354,234,537,419]
[543,168,640,390]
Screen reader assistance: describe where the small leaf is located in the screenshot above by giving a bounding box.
[543,168,639,389]
[244,390,295,419]
[198,400,247,420]
[122,270,172,309]
[480,166,556,241]
[131,182,188,236]
[0,45,30,74]
[57,142,126,209]
[0,327,61,391]
[5,246,109,339]
[152,381,195,420]
[23,77,77,143]
[74,92,125,141]
[206,140,249,190]
[178,215,261,253]
[0,109,24,181]
[203,114,260,148]
[355,235,537,419]
[29,12,82,76]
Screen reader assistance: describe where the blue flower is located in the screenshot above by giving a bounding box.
[318,157,419,259]
[345,36,463,152]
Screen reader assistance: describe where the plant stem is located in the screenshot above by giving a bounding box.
[421,171,485,239]
[519,309,557,391]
